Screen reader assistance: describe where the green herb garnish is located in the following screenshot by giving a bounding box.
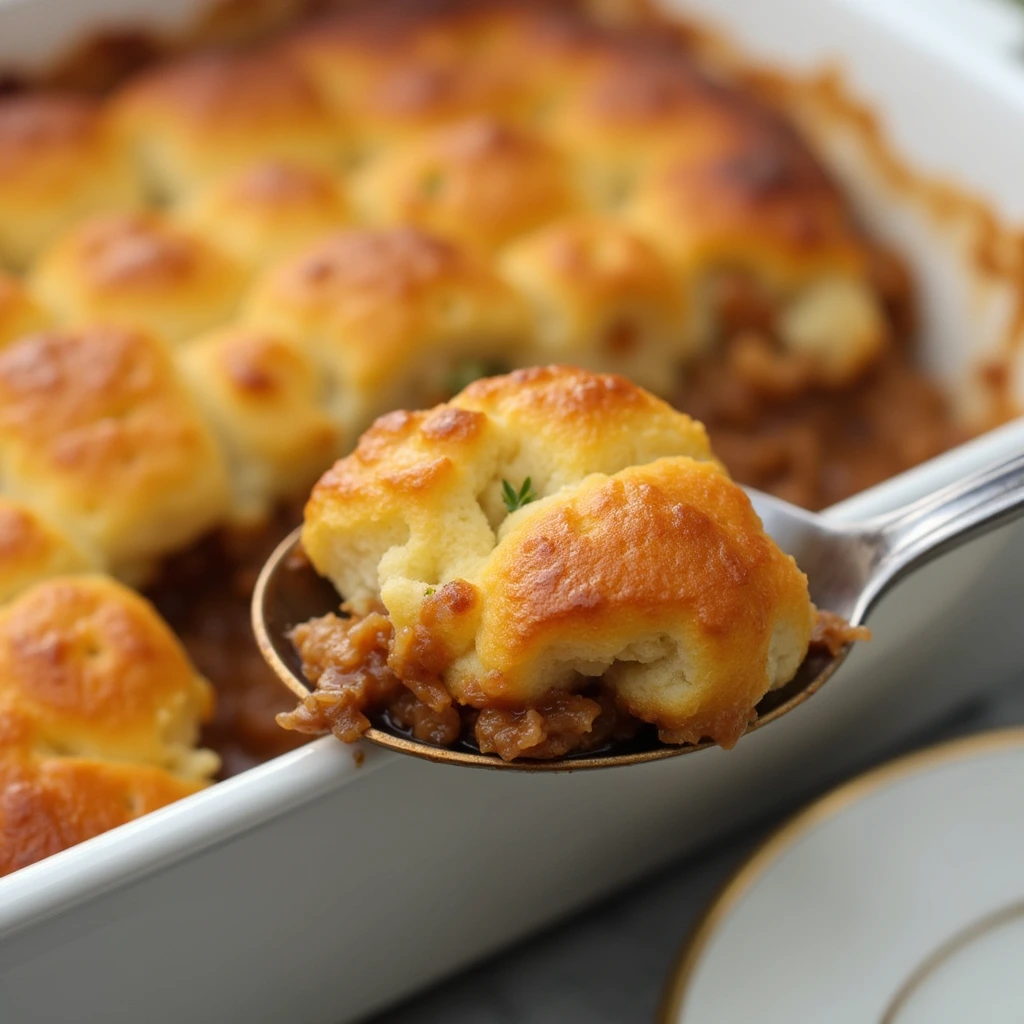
[502,477,537,513]
[424,586,436,596]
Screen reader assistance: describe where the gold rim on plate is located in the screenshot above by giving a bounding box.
[880,899,1024,1021]
[658,726,1024,1022]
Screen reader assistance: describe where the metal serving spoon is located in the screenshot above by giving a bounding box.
[253,451,1024,771]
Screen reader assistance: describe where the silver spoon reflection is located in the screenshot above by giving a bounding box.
[253,451,1024,771]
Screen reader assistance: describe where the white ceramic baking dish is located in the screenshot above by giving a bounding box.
[1,1,1024,1021]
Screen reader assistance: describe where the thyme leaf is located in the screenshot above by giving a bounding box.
[502,477,537,513]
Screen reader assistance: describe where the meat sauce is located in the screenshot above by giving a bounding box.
[279,603,871,761]
[144,509,310,777]
[278,608,641,761]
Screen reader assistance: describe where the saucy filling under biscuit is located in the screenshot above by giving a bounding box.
[279,607,641,760]
[278,600,868,761]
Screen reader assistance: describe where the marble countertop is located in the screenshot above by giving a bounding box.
[372,678,1024,1023]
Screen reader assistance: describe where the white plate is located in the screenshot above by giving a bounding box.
[662,729,1024,1023]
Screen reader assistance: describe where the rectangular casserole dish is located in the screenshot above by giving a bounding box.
[1,0,1023,1021]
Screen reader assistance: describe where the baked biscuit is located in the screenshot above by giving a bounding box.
[0,326,229,581]
[0,574,217,876]
[32,211,247,347]
[284,1,632,122]
[462,457,811,745]
[281,4,467,115]
[626,123,865,285]
[179,160,349,271]
[341,58,526,158]
[499,217,690,393]
[0,575,217,776]
[0,750,206,878]
[0,94,143,270]
[626,126,888,381]
[454,5,638,117]
[0,272,48,348]
[245,227,530,431]
[0,500,97,604]
[548,59,741,207]
[282,2,537,144]
[113,50,343,201]
[352,119,580,254]
[177,325,341,523]
[303,365,716,613]
[298,366,812,753]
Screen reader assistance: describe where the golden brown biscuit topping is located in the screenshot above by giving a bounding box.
[0,576,216,772]
[661,132,849,243]
[576,60,722,124]
[0,326,229,576]
[460,363,656,419]
[0,326,164,422]
[354,118,578,251]
[221,159,339,205]
[0,94,102,168]
[286,227,461,297]
[0,752,205,878]
[71,213,198,290]
[119,51,328,130]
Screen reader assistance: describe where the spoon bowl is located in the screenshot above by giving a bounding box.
[252,451,1024,771]
[252,524,848,771]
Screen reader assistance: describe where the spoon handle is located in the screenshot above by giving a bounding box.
[864,450,1024,613]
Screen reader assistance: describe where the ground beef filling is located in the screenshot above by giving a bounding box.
[278,610,639,761]
[281,612,404,742]
[389,690,462,747]
[474,690,639,761]
[810,609,872,656]
[675,260,962,512]
[279,606,865,760]
[146,508,310,778]
[678,343,961,511]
